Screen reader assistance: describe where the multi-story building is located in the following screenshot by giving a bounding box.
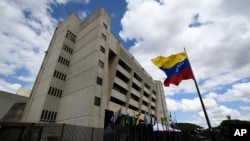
[22,7,167,128]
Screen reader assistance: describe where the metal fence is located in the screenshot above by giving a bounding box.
[0,122,195,141]
[105,124,192,141]
[0,122,103,141]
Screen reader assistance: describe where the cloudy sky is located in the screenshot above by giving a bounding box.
[1,0,250,128]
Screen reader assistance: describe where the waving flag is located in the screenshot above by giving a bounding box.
[144,111,148,125]
[151,52,194,86]
[136,112,141,125]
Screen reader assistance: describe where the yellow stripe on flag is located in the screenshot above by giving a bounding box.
[151,52,187,69]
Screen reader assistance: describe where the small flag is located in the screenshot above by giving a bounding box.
[154,115,157,125]
[115,108,122,121]
[144,111,148,125]
[150,113,153,125]
[132,111,136,125]
[126,110,130,125]
[136,112,141,126]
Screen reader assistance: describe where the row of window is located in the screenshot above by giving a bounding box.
[66,30,77,43]
[113,83,127,95]
[62,43,73,54]
[58,56,70,67]
[53,70,67,81]
[48,86,63,97]
[40,110,57,122]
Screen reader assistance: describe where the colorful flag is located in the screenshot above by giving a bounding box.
[110,108,116,123]
[149,113,153,125]
[115,108,122,121]
[169,112,172,122]
[125,110,130,125]
[154,115,157,125]
[136,112,141,125]
[144,111,148,125]
[172,112,177,127]
[132,111,136,125]
[161,117,167,126]
[151,52,194,86]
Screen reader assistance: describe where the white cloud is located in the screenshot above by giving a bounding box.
[167,96,241,127]
[0,79,21,94]
[121,0,250,126]
[78,10,88,21]
[0,0,57,92]
[218,82,250,102]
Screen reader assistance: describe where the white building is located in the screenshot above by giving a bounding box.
[22,7,168,128]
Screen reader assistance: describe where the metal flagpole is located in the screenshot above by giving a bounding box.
[184,48,216,141]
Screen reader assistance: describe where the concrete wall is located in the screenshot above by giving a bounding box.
[0,91,28,121]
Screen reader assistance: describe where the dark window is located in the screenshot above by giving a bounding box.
[144,83,150,89]
[116,70,129,83]
[100,46,105,53]
[113,83,127,95]
[44,110,48,120]
[53,112,57,121]
[132,83,141,92]
[99,60,104,68]
[94,96,101,106]
[131,93,139,101]
[101,33,106,41]
[152,98,156,102]
[152,90,157,95]
[110,96,126,106]
[151,106,155,110]
[129,104,138,111]
[143,91,149,98]
[118,59,131,73]
[66,30,77,43]
[96,77,103,85]
[50,112,54,121]
[40,110,45,120]
[134,73,142,82]
[143,100,148,106]
[103,22,108,30]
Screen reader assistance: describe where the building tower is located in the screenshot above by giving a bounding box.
[22,7,168,128]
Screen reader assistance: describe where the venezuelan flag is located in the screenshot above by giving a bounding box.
[151,52,194,86]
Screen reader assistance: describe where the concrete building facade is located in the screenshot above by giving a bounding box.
[22,7,168,128]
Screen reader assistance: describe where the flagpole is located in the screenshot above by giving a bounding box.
[184,48,216,141]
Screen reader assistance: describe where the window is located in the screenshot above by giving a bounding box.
[110,96,126,106]
[100,46,105,53]
[96,77,103,85]
[132,83,141,92]
[131,93,139,101]
[40,110,57,122]
[118,59,131,73]
[152,97,156,102]
[113,83,128,95]
[94,96,101,106]
[63,44,73,54]
[143,91,149,98]
[103,22,108,30]
[144,83,150,89]
[53,70,67,81]
[48,86,63,97]
[66,30,77,43]
[134,73,142,82]
[99,60,104,68]
[116,70,129,83]
[58,56,70,67]
[101,33,106,41]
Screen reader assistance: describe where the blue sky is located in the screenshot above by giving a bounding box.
[1,0,250,128]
